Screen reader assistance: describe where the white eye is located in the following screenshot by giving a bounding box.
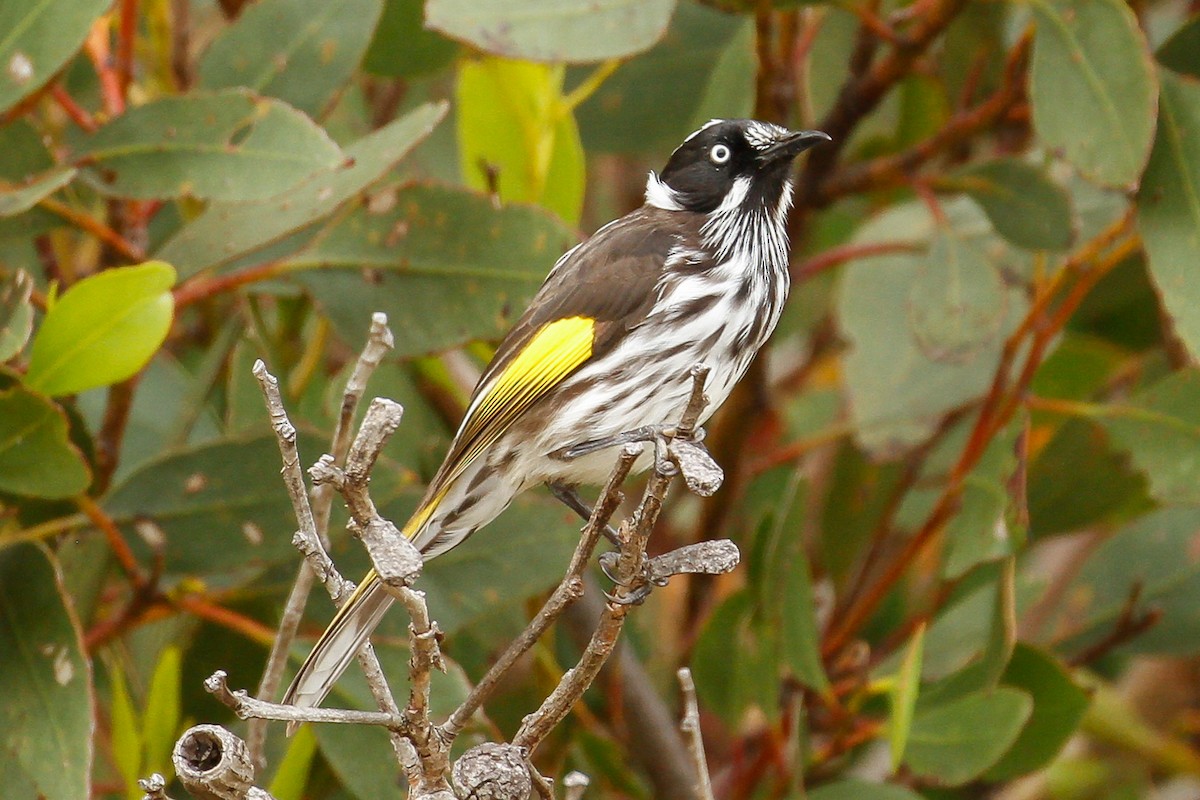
[710,144,731,165]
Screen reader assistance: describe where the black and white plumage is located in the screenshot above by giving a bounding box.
[283,119,830,713]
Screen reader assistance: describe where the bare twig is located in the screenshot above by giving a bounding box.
[678,668,715,800]
[206,671,407,730]
[562,772,590,800]
[138,773,175,800]
[251,359,414,772]
[172,724,277,800]
[1068,583,1163,667]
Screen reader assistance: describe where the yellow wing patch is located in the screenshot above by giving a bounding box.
[402,316,595,539]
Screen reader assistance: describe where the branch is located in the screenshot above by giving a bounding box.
[248,314,394,766]
[206,671,407,730]
[251,360,415,772]
[797,0,970,207]
[439,442,642,740]
[171,724,277,800]
[678,668,715,800]
[814,30,1031,205]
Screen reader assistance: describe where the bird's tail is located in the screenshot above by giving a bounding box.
[281,489,448,722]
[280,571,393,718]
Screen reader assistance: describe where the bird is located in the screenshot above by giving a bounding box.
[283,118,831,712]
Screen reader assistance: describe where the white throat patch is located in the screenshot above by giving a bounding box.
[644,171,683,211]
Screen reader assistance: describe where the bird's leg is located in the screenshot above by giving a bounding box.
[549,423,706,465]
[546,481,621,547]
[545,482,664,606]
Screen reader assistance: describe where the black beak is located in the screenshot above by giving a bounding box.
[757,130,832,164]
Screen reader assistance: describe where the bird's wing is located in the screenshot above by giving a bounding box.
[405,209,689,536]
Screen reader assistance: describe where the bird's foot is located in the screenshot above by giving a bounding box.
[550,424,707,477]
[598,551,668,606]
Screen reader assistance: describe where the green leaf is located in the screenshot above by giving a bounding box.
[920,558,1016,705]
[77,91,344,201]
[689,17,755,126]
[141,647,182,776]
[888,624,925,771]
[1098,368,1200,505]
[904,688,1032,785]
[101,433,327,583]
[198,0,383,117]
[986,644,1089,780]
[691,591,778,725]
[838,198,1026,457]
[364,0,458,78]
[0,0,112,114]
[76,354,223,484]
[1027,417,1146,537]
[0,165,76,217]
[286,183,577,358]
[1053,507,1200,657]
[456,57,585,223]
[107,665,143,800]
[955,159,1074,251]
[0,543,92,800]
[1029,0,1157,189]
[155,101,448,277]
[25,262,176,397]
[577,2,746,154]
[907,225,1008,365]
[1138,69,1200,361]
[0,268,33,361]
[1156,16,1200,79]
[0,387,90,498]
[808,779,925,800]
[752,468,829,694]
[0,121,65,239]
[315,724,403,800]
[426,0,675,62]
[268,725,317,800]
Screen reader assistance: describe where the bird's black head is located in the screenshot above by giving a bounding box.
[648,119,830,215]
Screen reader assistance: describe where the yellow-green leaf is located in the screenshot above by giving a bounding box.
[25,262,176,397]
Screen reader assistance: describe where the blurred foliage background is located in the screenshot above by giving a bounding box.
[4,0,1200,798]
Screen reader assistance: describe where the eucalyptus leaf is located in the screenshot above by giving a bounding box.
[838,198,1026,457]
[0,387,91,499]
[956,159,1074,251]
[576,2,748,154]
[1099,368,1200,505]
[986,644,1089,780]
[0,0,112,114]
[456,57,585,223]
[1029,0,1157,188]
[1138,69,1200,361]
[426,0,675,63]
[156,101,448,277]
[78,91,345,201]
[364,0,458,78]
[198,0,383,116]
[904,688,1032,785]
[1156,16,1200,79]
[0,166,76,217]
[0,544,92,800]
[101,433,328,585]
[0,268,33,361]
[286,183,576,357]
[25,262,176,397]
[808,780,925,800]
[1052,507,1200,657]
